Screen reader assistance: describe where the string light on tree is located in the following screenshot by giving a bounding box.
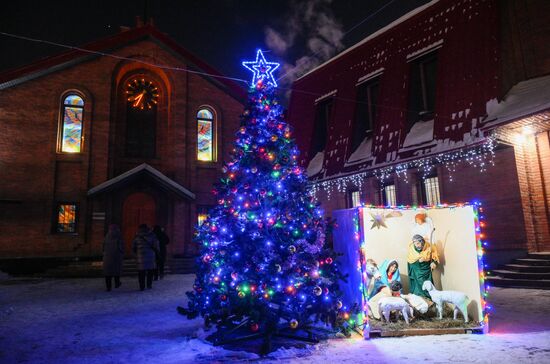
[181,49,350,351]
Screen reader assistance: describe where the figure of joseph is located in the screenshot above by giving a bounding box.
[407,234,439,298]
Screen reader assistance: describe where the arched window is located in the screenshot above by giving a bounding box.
[197,108,215,161]
[59,94,84,153]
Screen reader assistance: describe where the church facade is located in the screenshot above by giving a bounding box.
[0,24,244,259]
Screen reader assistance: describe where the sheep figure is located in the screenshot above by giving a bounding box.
[422,281,469,323]
[378,296,414,324]
[401,293,429,314]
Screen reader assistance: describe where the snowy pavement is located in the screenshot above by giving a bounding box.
[1,274,550,363]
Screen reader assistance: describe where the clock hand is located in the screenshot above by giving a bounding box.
[133,91,145,107]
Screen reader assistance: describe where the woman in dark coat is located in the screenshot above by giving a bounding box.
[132,224,160,291]
[102,224,124,291]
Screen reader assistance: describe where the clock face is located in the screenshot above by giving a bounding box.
[126,78,159,110]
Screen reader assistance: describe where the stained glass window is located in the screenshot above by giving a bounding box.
[197,206,210,226]
[60,95,84,153]
[197,108,214,161]
[56,204,77,233]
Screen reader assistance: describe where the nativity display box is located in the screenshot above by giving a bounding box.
[332,203,489,338]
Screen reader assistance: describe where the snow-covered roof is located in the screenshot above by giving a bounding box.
[88,163,195,200]
[296,0,440,81]
[402,119,434,149]
[306,151,325,177]
[484,74,550,128]
[346,137,373,164]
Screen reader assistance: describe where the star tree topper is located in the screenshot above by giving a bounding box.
[242,49,280,87]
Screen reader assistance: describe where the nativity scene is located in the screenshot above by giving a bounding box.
[332,205,488,337]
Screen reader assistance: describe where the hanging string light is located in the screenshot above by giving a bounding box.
[310,134,497,200]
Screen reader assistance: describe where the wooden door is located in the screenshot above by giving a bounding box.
[122,192,156,257]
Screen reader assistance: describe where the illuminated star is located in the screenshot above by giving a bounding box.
[242,49,280,87]
[369,213,388,230]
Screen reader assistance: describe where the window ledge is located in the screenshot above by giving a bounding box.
[196,161,220,169]
[56,153,84,162]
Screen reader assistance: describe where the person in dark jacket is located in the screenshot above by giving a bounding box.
[153,225,170,280]
[102,224,124,291]
[132,224,160,291]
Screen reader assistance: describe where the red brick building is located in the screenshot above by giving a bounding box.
[288,0,550,266]
[0,23,244,260]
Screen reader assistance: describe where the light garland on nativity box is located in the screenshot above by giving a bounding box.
[353,201,490,338]
[355,207,370,338]
[310,135,497,200]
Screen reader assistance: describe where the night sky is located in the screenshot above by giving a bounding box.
[1,0,430,88]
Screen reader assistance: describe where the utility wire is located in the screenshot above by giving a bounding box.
[0,27,483,124]
[0,31,250,85]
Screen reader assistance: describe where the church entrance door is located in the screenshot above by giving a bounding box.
[122,192,156,257]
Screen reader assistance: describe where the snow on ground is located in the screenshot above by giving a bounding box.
[1,274,550,363]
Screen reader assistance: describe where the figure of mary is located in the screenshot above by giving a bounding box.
[407,234,439,298]
[379,259,401,294]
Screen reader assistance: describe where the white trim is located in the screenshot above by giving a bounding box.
[87,163,195,200]
[296,0,441,81]
[406,39,444,61]
[314,89,337,103]
[356,68,384,86]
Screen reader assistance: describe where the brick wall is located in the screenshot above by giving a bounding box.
[0,36,243,258]
[499,0,550,96]
[494,128,550,252]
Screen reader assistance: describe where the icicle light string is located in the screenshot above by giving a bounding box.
[310,134,497,201]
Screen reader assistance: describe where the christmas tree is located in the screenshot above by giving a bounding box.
[183,50,349,349]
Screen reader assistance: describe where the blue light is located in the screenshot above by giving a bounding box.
[242,49,280,87]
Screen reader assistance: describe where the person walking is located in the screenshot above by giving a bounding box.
[153,225,169,280]
[132,224,160,291]
[102,224,124,291]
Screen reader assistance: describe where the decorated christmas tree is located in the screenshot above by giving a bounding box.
[183,50,349,350]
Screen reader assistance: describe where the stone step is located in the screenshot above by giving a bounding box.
[486,276,550,289]
[527,252,550,260]
[490,269,550,280]
[513,258,550,266]
[501,264,550,273]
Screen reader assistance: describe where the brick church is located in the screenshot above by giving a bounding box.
[0,22,244,260]
[288,0,550,267]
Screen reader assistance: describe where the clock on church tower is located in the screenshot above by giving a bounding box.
[126,78,159,110]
